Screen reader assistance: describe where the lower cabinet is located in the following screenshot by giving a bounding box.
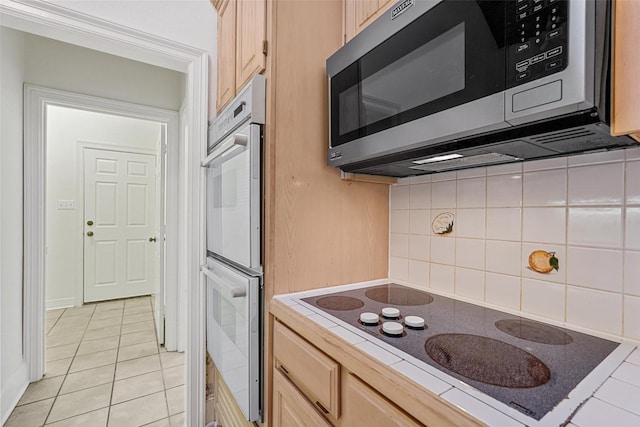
[273,368,333,427]
[214,365,256,427]
[272,320,424,427]
[341,373,422,427]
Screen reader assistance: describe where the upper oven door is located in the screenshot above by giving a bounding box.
[327,0,509,167]
[204,121,261,271]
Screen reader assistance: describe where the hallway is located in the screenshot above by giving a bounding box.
[4,296,184,426]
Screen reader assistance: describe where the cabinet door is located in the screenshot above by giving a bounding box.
[341,373,423,427]
[612,0,640,140]
[273,369,333,427]
[235,0,266,92]
[216,0,237,112]
[344,0,396,43]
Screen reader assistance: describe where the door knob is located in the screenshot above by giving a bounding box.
[87,220,94,226]
[149,237,157,242]
[86,231,94,237]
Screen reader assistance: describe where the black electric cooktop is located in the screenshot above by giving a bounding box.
[302,283,619,421]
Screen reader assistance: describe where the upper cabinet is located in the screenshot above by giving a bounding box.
[612,0,640,141]
[213,0,266,112]
[344,0,394,43]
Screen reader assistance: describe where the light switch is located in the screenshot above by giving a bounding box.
[57,200,75,210]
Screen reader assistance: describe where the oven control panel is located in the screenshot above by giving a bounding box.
[506,0,568,88]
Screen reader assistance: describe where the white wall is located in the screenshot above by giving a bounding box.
[0,26,28,423]
[46,106,162,308]
[24,32,185,111]
[51,0,217,117]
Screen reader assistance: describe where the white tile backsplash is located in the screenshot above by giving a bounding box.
[408,234,430,261]
[566,247,623,292]
[390,233,409,258]
[521,278,566,322]
[568,163,625,205]
[627,161,640,205]
[485,273,521,311]
[389,153,640,341]
[486,240,521,276]
[430,264,455,293]
[626,208,640,250]
[455,238,485,270]
[523,168,567,206]
[568,208,623,249]
[566,286,622,335]
[455,268,484,301]
[456,178,486,208]
[409,210,430,235]
[390,209,409,234]
[430,236,455,265]
[456,209,485,239]
[624,251,640,296]
[409,183,431,209]
[390,184,411,209]
[389,257,408,281]
[486,208,521,241]
[487,174,522,207]
[522,207,566,245]
[624,296,640,341]
[431,180,457,209]
[408,260,429,287]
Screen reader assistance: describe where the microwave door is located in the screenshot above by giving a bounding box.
[205,122,261,271]
[204,257,260,422]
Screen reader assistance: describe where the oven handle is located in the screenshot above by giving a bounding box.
[201,133,248,167]
[201,266,247,298]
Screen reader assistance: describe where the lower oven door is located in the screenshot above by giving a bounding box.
[203,256,261,422]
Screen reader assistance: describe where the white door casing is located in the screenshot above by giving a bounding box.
[83,148,157,302]
[155,127,167,346]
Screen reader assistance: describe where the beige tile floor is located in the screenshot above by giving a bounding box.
[5,296,185,427]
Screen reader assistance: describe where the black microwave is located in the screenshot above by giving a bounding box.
[327,0,635,177]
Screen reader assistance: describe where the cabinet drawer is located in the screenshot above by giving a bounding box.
[342,373,423,427]
[273,368,333,427]
[273,321,340,421]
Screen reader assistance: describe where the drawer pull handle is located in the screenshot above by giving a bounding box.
[316,401,329,414]
[280,365,289,375]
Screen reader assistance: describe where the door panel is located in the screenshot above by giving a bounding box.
[84,148,157,302]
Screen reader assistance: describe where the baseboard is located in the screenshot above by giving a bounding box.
[46,297,75,310]
[1,360,29,424]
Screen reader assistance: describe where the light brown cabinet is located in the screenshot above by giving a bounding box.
[213,0,266,112]
[272,368,333,427]
[273,321,340,424]
[344,0,394,42]
[341,373,422,427]
[272,319,430,427]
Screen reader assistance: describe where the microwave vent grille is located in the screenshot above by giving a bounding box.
[530,128,595,144]
[410,152,519,172]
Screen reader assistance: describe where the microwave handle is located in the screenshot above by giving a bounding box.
[201,265,247,298]
[201,133,248,167]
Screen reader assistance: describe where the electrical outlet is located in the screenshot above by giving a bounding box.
[57,200,76,210]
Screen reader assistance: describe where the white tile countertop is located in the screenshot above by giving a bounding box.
[273,279,640,427]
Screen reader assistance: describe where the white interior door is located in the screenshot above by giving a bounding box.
[84,148,157,302]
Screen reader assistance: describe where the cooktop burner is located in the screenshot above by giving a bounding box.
[425,334,551,388]
[495,318,573,345]
[302,283,620,421]
[364,283,434,305]
[316,296,364,311]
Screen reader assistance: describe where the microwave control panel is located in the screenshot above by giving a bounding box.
[506,0,568,88]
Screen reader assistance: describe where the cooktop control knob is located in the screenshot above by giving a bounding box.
[360,312,379,325]
[382,322,404,336]
[382,307,400,318]
[405,315,425,328]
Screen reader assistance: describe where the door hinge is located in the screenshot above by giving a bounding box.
[262,40,268,56]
